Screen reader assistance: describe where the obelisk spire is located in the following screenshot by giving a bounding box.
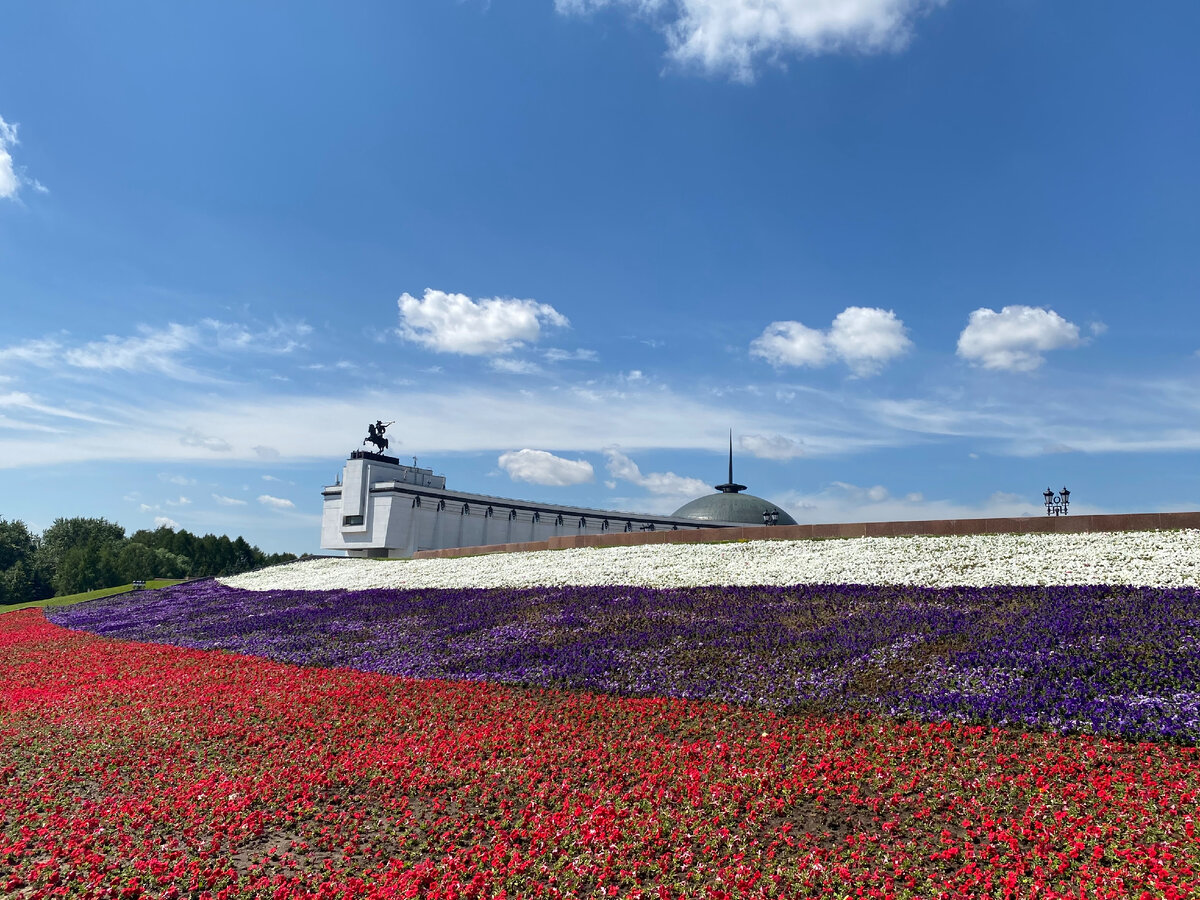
[714,428,747,494]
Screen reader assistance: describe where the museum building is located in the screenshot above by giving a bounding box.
[320,440,795,558]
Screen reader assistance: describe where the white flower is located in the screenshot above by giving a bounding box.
[219,530,1200,591]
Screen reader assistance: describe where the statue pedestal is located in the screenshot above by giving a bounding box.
[350,450,399,464]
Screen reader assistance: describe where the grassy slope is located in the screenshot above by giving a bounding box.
[0,579,186,614]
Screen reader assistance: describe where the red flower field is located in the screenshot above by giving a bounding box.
[2,609,1198,899]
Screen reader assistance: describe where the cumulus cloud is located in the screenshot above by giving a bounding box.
[397,289,569,356]
[956,305,1084,372]
[556,0,946,82]
[153,516,180,530]
[604,447,710,497]
[750,321,830,368]
[750,307,911,376]
[212,494,247,506]
[498,449,595,486]
[739,433,805,460]
[257,494,295,510]
[0,115,46,200]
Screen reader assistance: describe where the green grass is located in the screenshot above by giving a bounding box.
[0,580,186,615]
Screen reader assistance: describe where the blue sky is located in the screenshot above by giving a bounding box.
[2,0,1198,555]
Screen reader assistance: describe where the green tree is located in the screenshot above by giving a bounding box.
[116,541,159,583]
[231,536,255,572]
[152,547,190,579]
[40,517,126,573]
[54,542,122,595]
[0,517,38,572]
[2,561,36,605]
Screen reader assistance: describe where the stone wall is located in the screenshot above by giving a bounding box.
[413,510,1200,559]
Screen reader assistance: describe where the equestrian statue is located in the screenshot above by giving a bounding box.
[363,420,394,454]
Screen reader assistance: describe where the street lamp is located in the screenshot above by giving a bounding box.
[762,508,779,526]
[1043,486,1070,516]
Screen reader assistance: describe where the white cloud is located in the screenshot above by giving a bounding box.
[773,482,1035,525]
[0,390,110,424]
[498,449,595,486]
[0,319,313,382]
[739,433,805,460]
[258,494,295,510]
[64,323,202,377]
[545,348,599,362]
[159,473,195,486]
[604,447,710,498]
[490,357,544,375]
[826,307,913,376]
[0,338,61,367]
[750,307,911,376]
[956,305,1083,372]
[557,0,946,82]
[165,496,191,507]
[203,318,313,354]
[179,429,232,452]
[397,289,569,356]
[0,114,43,200]
[213,493,248,506]
[253,445,281,460]
[750,321,829,368]
[153,516,180,530]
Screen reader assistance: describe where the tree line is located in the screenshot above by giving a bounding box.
[0,516,297,604]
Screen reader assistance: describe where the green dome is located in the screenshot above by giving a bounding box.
[671,491,798,526]
[675,430,797,526]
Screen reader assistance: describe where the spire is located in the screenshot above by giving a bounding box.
[714,428,747,494]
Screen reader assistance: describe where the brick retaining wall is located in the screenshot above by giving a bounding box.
[412,511,1200,560]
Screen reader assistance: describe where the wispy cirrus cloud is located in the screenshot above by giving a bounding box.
[739,432,805,460]
[0,390,111,424]
[0,318,312,382]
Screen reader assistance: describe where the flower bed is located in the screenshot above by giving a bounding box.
[221,530,1200,592]
[4,609,1199,899]
[49,580,1200,744]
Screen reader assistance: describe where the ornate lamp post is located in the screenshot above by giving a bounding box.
[1043,486,1070,516]
[762,508,779,526]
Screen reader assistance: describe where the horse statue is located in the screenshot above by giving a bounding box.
[363,419,395,454]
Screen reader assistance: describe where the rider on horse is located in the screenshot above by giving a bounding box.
[364,420,395,453]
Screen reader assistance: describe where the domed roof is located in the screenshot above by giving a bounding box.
[671,491,798,525]
[670,431,797,526]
